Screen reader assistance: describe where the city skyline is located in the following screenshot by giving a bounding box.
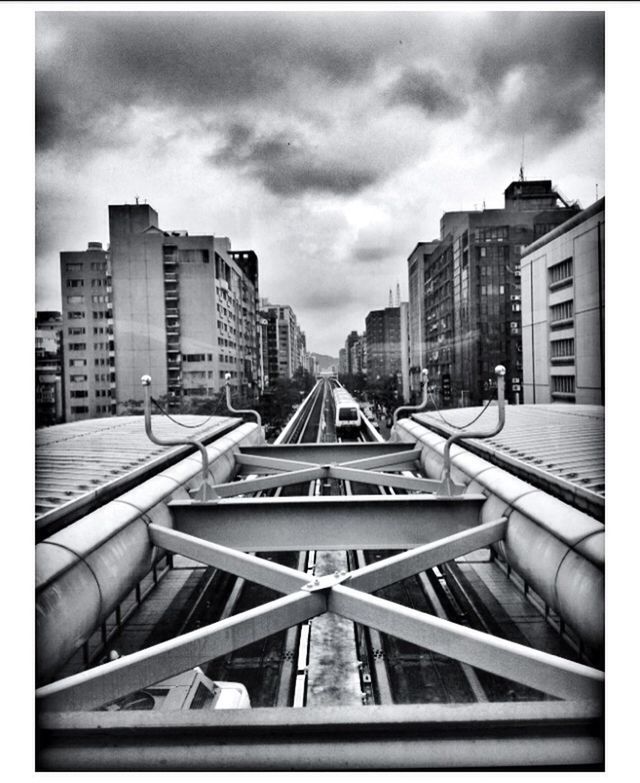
[36,8,604,355]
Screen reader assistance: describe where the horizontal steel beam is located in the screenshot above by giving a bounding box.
[213,466,326,496]
[347,518,508,593]
[329,585,604,703]
[37,701,603,771]
[168,494,486,551]
[37,591,326,713]
[338,447,423,471]
[149,525,310,594]
[234,453,317,473]
[330,465,441,493]
[239,443,421,467]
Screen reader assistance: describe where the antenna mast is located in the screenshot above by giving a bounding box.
[519,136,526,182]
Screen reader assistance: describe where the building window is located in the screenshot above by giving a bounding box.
[476,226,509,242]
[70,374,87,382]
[69,358,87,367]
[70,390,89,398]
[183,354,206,362]
[68,342,86,351]
[65,263,83,272]
[551,338,575,358]
[552,375,575,395]
[550,300,573,323]
[549,258,573,287]
[71,406,89,413]
[68,311,85,320]
[66,279,84,288]
[68,327,85,335]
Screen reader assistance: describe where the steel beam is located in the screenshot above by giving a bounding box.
[168,494,486,551]
[347,518,508,594]
[37,591,326,713]
[149,525,310,594]
[213,466,326,497]
[234,453,317,473]
[329,465,441,493]
[37,701,603,771]
[338,448,423,471]
[239,443,422,467]
[328,585,604,703]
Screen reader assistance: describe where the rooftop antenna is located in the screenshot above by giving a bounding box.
[395,282,401,307]
[519,136,526,182]
[388,288,393,307]
[135,195,139,205]
[595,183,599,200]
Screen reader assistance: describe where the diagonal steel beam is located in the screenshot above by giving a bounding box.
[239,443,421,467]
[338,447,423,471]
[347,518,508,594]
[149,525,310,594]
[234,453,318,473]
[328,585,604,703]
[329,465,441,493]
[168,494,486,551]
[37,591,326,713]
[213,466,327,497]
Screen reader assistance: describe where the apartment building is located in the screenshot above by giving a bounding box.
[521,198,604,404]
[59,242,114,421]
[408,180,580,406]
[35,311,63,427]
[260,302,307,384]
[108,203,260,410]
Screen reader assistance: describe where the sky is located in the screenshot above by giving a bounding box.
[35,6,605,356]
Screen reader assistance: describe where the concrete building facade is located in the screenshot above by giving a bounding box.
[108,204,260,410]
[260,302,307,384]
[407,180,580,407]
[365,306,403,381]
[35,311,64,427]
[59,242,114,421]
[521,198,604,405]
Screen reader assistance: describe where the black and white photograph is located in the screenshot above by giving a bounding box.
[16,0,628,773]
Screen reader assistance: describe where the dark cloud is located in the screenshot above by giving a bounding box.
[352,246,394,263]
[210,123,379,196]
[387,68,467,118]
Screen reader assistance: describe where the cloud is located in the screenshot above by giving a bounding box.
[209,123,380,196]
[387,68,467,118]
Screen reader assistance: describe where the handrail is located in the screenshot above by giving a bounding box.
[437,365,506,495]
[393,369,429,427]
[224,373,262,428]
[141,376,218,501]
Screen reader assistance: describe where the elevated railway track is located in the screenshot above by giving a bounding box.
[35,374,604,770]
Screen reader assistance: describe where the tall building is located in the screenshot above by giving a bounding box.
[345,331,360,375]
[521,198,604,404]
[365,306,403,381]
[35,311,63,427]
[338,348,347,375]
[260,302,307,383]
[59,242,114,421]
[408,180,580,406]
[108,203,260,410]
[407,241,440,397]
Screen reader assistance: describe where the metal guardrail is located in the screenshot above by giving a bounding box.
[393,369,430,427]
[224,374,262,428]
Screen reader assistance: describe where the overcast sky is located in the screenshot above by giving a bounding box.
[35,8,604,356]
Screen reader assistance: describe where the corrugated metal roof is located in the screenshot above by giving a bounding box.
[412,404,604,519]
[35,415,239,524]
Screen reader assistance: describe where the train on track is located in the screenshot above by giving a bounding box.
[332,385,362,435]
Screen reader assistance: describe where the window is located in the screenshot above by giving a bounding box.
[551,338,575,358]
[65,263,83,272]
[91,295,108,303]
[550,300,573,323]
[549,257,573,287]
[510,321,520,334]
[66,279,84,288]
[70,390,88,398]
[512,303,521,312]
[69,358,87,367]
[68,327,85,335]
[71,406,89,413]
[68,342,86,351]
[70,374,87,382]
[68,311,85,320]
[552,375,575,395]
[67,295,84,304]
[476,226,509,242]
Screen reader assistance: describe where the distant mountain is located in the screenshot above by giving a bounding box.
[311,352,338,372]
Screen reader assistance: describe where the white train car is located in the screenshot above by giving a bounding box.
[333,386,361,435]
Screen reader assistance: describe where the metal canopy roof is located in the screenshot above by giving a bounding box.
[412,404,604,519]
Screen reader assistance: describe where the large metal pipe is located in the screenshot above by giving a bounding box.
[394,419,604,655]
[36,422,262,684]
